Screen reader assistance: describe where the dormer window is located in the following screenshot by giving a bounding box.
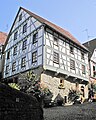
[19,13,22,21]
[23,23,27,33]
[70,46,74,54]
[14,31,18,40]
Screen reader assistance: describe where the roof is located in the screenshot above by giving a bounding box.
[0,32,7,45]
[83,38,96,59]
[21,7,88,51]
[4,7,88,51]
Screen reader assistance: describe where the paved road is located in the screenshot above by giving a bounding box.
[44,102,96,120]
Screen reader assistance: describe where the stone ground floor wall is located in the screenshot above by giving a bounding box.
[41,71,88,103]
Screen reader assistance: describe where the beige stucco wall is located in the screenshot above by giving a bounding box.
[41,72,88,102]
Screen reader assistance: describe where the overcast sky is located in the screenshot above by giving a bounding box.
[0,0,96,43]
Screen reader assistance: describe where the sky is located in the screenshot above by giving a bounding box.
[0,0,96,43]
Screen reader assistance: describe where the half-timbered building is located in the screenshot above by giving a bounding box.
[3,7,89,102]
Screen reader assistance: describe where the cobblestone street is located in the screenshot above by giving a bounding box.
[44,102,96,120]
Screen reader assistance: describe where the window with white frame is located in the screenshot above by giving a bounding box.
[21,57,26,68]
[53,52,59,64]
[7,51,10,59]
[14,31,18,40]
[13,46,17,56]
[82,65,86,74]
[70,59,75,70]
[12,62,16,72]
[23,23,27,33]
[32,51,37,63]
[81,52,84,60]
[53,37,58,46]
[22,39,27,50]
[93,66,96,77]
[33,32,38,44]
[70,46,74,54]
[5,65,9,74]
[19,13,22,21]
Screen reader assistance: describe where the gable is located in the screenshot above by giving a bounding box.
[5,8,42,51]
[91,49,96,62]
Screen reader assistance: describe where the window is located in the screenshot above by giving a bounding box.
[21,57,26,68]
[93,66,96,77]
[70,46,74,54]
[82,65,86,74]
[12,62,16,72]
[70,59,75,70]
[53,37,58,46]
[14,31,18,40]
[33,32,38,44]
[5,65,9,74]
[13,46,17,56]
[23,23,27,33]
[81,52,84,60]
[22,39,27,50]
[58,79,64,89]
[53,52,59,64]
[32,51,37,63]
[19,13,22,21]
[7,51,10,59]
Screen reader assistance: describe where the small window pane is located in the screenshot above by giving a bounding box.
[21,57,26,67]
[70,59,75,70]
[13,46,17,56]
[53,52,59,64]
[70,46,74,54]
[14,31,18,40]
[33,32,38,44]
[23,23,27,33]
[82,65,86,74]
[81,52,84,60]
[7,51,10,59]
[5,65,9,74]
[32,51,37,63]
[54,37,58,46]
[22,39,27,50]
[12,62,16,72]
[19,14,22,21]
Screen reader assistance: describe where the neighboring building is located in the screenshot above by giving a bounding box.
[0,32,7,78]
[83,39,96,83]
[3,7,89,102]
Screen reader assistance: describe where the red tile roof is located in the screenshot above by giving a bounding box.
[21,7,88,51]
[0,32,7,45]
